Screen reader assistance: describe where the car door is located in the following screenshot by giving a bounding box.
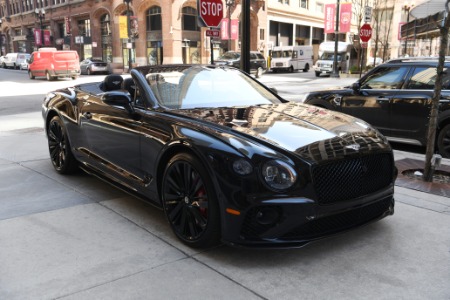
[390,66,446,144]
[339,65,410,137]
[80,92,143,188]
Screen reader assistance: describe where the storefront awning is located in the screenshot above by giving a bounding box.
[400,1,448,40]
[410,0,448,19]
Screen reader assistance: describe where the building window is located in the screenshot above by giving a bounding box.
[182,7,199,31]
[100,14,111,36]
[146,6,162,31]
[300,0,308,9]
[316,2,323,13]
[260,28,265,40]
[78,19,90,37]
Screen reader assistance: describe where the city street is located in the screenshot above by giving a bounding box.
[0,67,449,299]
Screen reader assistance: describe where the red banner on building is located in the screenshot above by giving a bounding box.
[324,4,335,34]
[65,17,71,35]
[34,29,52,46]
[340,3,352,33]
[220,18,238,40]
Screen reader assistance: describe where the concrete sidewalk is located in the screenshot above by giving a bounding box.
[1,111,449,300]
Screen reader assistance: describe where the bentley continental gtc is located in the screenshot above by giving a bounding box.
[42,64,396,248]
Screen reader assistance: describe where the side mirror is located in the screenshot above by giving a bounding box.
[269,87,278,95]
[101,92,134,113]
[351,82,360,92]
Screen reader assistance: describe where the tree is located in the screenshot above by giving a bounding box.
[423,3,450,182]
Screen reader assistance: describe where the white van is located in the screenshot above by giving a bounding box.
[270,46,313,73]
[313,42,353,76]
[2,53,31,69]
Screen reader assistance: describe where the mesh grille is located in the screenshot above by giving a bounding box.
[312,154,393,205]
[282,198,392,240]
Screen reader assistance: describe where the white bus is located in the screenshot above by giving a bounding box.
[270,46,313,73]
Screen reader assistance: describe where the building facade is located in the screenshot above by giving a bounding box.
[0,0,267,69]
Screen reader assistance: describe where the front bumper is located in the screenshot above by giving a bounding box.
[221,188,395,248]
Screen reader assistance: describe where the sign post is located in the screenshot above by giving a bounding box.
[198,0,223,64]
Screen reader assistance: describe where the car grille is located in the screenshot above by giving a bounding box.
[282,197,392,240]
[312,153,393,205]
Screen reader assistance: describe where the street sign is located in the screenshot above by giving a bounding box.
[360,23,372,42]
[364,6,372,23]
[198,0,223,28]
[206,29,220,37]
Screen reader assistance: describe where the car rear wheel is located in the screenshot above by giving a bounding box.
[315,71,320,77]
[161,153,220,248]
[289,66,294,73]
[47,116,78,174]
[28,71,35,79]
[303,64,310,72]
[437,124,450,158]
[46,71,53,81]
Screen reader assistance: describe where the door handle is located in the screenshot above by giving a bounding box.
[376,97,390,101]
[83,112,92,119]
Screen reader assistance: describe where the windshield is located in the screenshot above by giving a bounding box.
[272,50,292,58]
[145,67,281,109]
[320,53,342,61]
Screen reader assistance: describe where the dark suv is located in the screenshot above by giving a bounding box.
[213,51,267,78]
[303,58,450,158]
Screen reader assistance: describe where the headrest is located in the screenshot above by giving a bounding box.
[103,74,123,91]
[122,77,136,96]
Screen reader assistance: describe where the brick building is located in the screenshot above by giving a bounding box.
[0,0,267,69]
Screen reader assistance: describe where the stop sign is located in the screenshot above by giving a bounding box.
[360,23,372,42]
[198,0,223,28]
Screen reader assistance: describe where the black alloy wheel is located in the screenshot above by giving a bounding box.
[438,124,450,158]
[162,153,220,248]
[47,116,78,174]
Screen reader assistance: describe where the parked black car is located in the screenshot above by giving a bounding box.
[213,51,267,78]
[42,64,396,249]
[80,58,109,75]
[303,58,450,158]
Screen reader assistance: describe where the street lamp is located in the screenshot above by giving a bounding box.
[0,19,2,56]
[225,0,235,52]
[123,0,132,72]
[35,8,45,49]
[402,1,414,57]
[331,0,340,78]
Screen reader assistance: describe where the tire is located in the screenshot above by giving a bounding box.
[315,71,320,77]
[303,64,310,72]
[161,152,220,248]
[28,71,35,79]
[14,63,18,70]
[256,67,263,78]
[72,76,78,80]
[1,63,5,68]
[47,116,78,174]
[46,71,53,81]
[437,124,450,158]
[289,66,294,73]
[87,68,91,75]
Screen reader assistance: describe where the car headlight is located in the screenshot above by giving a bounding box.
[261,160,297,191]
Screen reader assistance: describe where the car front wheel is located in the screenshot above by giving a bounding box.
[87,68,91,75]
[28,71,35,79]
[437,124,450,158]
[161,153,220,248]
[46,71,53,81]
[47,116,78,174]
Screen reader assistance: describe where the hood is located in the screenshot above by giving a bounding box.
[173,102,388,160]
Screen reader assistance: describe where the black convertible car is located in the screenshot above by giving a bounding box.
[42,64,396,248]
